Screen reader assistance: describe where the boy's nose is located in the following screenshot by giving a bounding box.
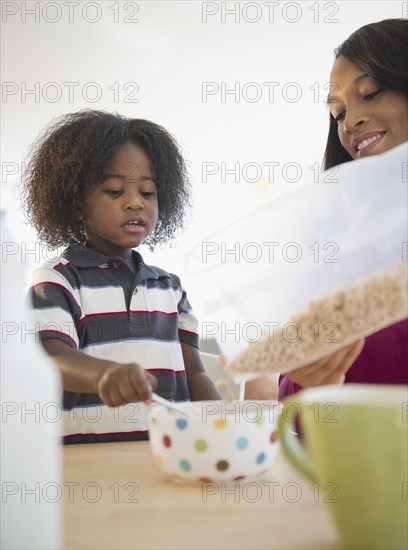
[124,193,143,210]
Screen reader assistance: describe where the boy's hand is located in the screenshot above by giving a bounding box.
[287,339,365,388]
[97,363,158,407]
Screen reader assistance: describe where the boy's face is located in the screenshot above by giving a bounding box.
[79,142,158,258]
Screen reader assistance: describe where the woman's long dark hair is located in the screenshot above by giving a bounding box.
[323,19,408,170]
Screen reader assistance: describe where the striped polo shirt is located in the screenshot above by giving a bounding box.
[31,243,198,443]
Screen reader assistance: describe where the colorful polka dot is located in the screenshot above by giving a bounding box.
[236,437,249,450]
[270,431,278,443]
[155,455,163,466]
[216,460,229,471]
[151,415,158,425]
[163,435,171,448]
[176,418,187,430]
[198,477,213,483]
[233,475,246,481]
[256,452,266,464]
[255,414,265,426]
[194,439,208,452]
[179,459,191,471]
[214,419,227,430]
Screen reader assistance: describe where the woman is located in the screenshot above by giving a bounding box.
[279,19,408,398]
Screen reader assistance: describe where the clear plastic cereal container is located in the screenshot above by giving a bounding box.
[185,143,408,375]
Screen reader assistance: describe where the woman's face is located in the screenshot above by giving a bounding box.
[328,55,407,159]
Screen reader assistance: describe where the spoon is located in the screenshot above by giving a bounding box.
[150,393,193,417]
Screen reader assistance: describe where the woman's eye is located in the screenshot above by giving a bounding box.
[334,110,346,123]
[363,88,384,101]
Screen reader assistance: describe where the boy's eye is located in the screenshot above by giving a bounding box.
[105,190,123,197]
[141,191,156,198]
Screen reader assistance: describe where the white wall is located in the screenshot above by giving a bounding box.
[2,0,404,353]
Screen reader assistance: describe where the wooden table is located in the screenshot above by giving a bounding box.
[64,441,340,549]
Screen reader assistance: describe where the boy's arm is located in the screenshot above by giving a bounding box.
[181,342,222,401]
[42,339,157,406]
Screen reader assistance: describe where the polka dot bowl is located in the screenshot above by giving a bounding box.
[148,400,281,483]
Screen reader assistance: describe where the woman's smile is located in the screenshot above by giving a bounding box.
[352,131,386,158]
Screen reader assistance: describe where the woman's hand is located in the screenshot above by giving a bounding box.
[287,339,365,388]
[97,362,158,407]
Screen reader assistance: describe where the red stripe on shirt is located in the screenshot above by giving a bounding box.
[78,310,177,322]
[149,368,186,374]
[79,311,128,321]
[129,310,178,316]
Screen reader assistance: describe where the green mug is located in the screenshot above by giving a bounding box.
[278,384,408,550]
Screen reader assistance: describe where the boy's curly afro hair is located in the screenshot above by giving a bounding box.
[23,110,191,249]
